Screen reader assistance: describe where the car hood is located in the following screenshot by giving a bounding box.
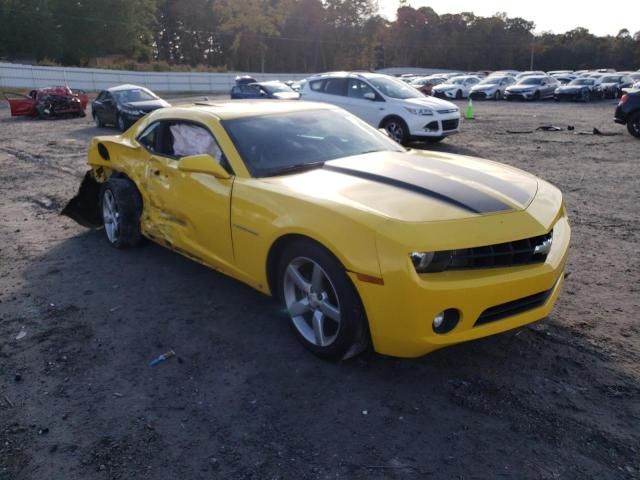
[556,85,586,93]
[402,96,458,111]
[123,99,171,111]
[272,91,300,100]
[433,84,458,91]
[507,85,537,92]
[260,150,539,223]
[472,83,498,90]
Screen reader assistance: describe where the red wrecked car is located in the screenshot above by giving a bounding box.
[3,86,88,119]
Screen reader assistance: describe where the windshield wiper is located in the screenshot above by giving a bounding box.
[263,161,325,177]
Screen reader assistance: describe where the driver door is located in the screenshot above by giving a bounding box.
[137,119,235,270]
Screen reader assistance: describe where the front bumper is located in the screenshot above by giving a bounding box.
[406,113,461,138]
[433,90,458,99]
[470,91,491,100]
[352,208,571,358]
[505,90,536,100]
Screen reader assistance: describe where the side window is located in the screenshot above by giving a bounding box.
[241,84,260,95]
[96,91,106,101]
[323,78,348,96]
[138,122,159,152]
[347,79,375,99]
[309,80,325,92]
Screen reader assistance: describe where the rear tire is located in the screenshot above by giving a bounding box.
[277,240,369,360]
[100,178,143,248]
[627,112,640,138]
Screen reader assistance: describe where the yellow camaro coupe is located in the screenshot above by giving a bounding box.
[64,100,570,360]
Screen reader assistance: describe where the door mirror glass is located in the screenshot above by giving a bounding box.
[178,154,231,179]
[363,92,376,101]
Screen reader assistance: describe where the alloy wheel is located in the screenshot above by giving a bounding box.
[102,189,120,244]
[283,257,341,347]
[385,121,405,143]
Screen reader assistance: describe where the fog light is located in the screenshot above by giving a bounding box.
[432,309,460,334]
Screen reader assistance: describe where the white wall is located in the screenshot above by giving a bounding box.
[0,62,310,93]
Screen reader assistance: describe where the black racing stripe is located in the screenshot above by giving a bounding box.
[324,164,512,214]
[421,157,533,205]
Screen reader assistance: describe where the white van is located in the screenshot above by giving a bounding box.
[300,72,460,144]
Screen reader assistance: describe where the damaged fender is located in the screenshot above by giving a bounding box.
[61,170,102,228]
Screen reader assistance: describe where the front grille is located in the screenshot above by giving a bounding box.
[442,119,459,131]
[475,283,556,327]
[447,231,553,270]
[437,108,458,114]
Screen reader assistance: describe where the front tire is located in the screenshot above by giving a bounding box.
[627,112,640,138]
[494,90,502,100]
[100,178,143,248]
[382,117,409,145]
[456,90,463,99]
[117,114,127,132]
[94,112,104,127]
[277,240,368,360]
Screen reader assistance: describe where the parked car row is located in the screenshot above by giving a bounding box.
[400,69,640,102]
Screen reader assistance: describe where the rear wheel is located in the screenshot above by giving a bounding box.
[100,178,143,248]
[382,117,409,145]
[277,240,369,360]
[627,112,640,138]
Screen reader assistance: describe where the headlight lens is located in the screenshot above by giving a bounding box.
[405,107,434,116]
[410,251,453,273]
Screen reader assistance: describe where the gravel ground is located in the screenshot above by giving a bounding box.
[0,97,638,480]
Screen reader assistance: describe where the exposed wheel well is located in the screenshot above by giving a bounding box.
[378,114,407,129]
[266,234,341,298]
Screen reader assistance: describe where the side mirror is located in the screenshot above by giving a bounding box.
[178,154,231,179]
[363,92,376,101]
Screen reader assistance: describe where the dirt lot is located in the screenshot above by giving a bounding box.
[0,98,638,480]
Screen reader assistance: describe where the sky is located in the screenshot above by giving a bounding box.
[378,0,640,37]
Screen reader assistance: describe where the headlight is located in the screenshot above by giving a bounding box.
[404,107,434,116]
[410,251,453,273]
[122,107,144,116]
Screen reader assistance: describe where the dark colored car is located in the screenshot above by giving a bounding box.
[230,81,300,100]
[4,85,88,118]
[554,78,600,102]
[599,75,635,99]
[614,90,640,138]
[92,84,170,131]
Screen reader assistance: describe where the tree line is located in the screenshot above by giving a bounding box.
[0,0,638,72]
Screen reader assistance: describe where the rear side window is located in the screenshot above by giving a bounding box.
[323,78,348,96]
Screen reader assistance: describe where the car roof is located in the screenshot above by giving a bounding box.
[168,100,337,121]
[107,84,150,92]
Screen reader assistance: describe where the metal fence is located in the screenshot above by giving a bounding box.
[0,62,310,93]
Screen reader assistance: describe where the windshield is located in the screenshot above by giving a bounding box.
[113,88,158,103]
[570,79,594,86]
[366,76,423,99]
[223,110,404,177]
[601,76,620,83]
[261,82,294,94]
[448,77,466,85]
[520,77,543,85]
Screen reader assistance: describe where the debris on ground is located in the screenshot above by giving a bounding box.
[149,350,176,366]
